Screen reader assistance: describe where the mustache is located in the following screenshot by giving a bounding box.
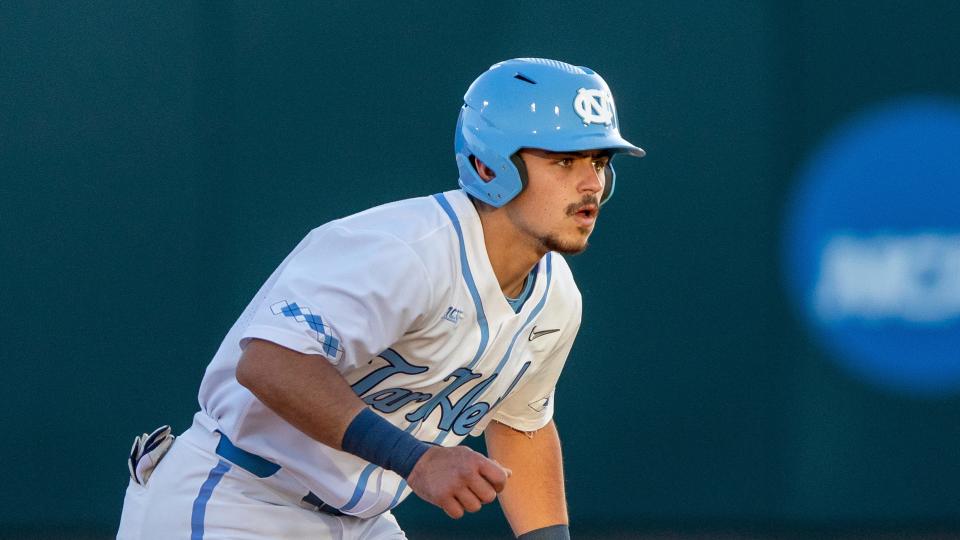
[565,194,600,216]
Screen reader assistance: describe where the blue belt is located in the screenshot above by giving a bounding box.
[215,431,345,517]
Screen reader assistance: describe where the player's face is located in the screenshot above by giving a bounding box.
[506,148,609,254]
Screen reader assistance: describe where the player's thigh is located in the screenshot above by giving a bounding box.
[124,438,345,539]
[116,479,150,540]
[352,510,407,540]
[117,436,203,540]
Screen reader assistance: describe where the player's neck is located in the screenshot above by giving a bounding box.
[473,201,544,298]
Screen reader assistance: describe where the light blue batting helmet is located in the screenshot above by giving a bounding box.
[455,58,645,207]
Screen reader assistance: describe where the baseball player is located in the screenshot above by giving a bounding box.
[118,57,644,540]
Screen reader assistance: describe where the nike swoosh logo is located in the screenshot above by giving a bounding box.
[528,326,561,341]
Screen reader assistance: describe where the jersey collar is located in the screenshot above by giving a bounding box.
[441,190,549,322]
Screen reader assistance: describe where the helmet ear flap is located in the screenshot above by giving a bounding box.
[456,107,524,207]
[509,153,529,192]
[506,152,617,205]
[600,163,616,205]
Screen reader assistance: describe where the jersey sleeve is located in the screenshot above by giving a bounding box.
[240,225,433,373]
[482,290,582,434]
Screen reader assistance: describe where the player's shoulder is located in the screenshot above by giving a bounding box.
[300,194,454,255]
[301,193,459,278]
[548,253,579,293]
[326,194,449,241]
[546,253,582,311]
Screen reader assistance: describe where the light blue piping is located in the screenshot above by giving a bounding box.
[432,193,490,369]
[190,460,231,540]
[416,253,554,475]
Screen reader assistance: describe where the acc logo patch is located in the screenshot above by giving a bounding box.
[574,88,614,125]
[270,300,344,363]
[441,306,465,325]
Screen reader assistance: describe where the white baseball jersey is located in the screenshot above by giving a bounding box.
[195,189,582,518]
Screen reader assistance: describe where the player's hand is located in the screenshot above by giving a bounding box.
[406,445,512,519]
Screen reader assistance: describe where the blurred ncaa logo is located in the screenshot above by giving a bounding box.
[783,96,960,396]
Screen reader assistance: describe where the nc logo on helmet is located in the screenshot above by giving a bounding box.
[574,88,614,126]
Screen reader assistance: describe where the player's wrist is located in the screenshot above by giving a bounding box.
[341,408,430,478]
[516,524,570,540]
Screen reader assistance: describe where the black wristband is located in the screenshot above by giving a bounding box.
[517,524,570,540]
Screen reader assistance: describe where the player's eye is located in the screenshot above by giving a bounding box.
[556,158,573,168]
[592,158,609,171]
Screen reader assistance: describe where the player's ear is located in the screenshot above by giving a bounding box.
[471,156,497,182]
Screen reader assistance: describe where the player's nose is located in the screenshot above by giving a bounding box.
[577,160,604,195]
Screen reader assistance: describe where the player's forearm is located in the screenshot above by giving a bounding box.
[236,339,507,513]
[236,338,366,450]
[485,419,568,536]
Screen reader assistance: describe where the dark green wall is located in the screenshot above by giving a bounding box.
[3,1,960,535]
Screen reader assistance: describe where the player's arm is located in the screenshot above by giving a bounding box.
[236,338,509,518]
[236,338,366,446]
[484,419,569,538]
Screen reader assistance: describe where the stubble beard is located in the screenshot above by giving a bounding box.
[517,217,591,255]
[510,194,598,255]
[540,195,599,254]
[541,231,591,254]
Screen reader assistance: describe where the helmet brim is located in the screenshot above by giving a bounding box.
[511,132,646,158]
[605,140,646,158]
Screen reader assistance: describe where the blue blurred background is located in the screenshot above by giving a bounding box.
[3,1,960,538]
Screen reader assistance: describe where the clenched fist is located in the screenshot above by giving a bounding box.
[406,445,512,519]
